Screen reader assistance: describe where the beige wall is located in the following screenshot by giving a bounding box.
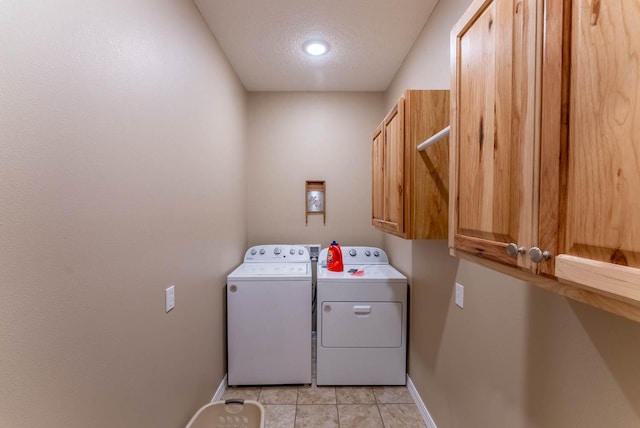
[247,92,385,248]
[0,1,247,427]
[388,0,640,427]
[5,0,640,427]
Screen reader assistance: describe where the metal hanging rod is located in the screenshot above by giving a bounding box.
[417,125,450,151]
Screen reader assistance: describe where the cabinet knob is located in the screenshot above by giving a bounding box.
[506,243,526,258]
[529,247,551,263]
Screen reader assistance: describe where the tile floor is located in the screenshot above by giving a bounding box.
[221,338,426,427]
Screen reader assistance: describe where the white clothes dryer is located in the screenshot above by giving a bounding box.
[316,246,407,385]
[227,245,312,386]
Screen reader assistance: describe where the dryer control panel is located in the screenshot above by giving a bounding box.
[319,246,389,265]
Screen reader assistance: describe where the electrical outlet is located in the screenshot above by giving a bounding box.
[166,285,175,312]
[455,283,464,308]
[301,244,321,261]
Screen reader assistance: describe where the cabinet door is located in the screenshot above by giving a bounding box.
[450,0,539,267]
[553,0,640,302]
[371,124,384,227]
[382,101,405,235]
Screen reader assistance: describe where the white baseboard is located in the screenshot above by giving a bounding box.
[406,375,437,428]
[211,374,227,402]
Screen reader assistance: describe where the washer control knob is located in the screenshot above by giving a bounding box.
[349,249,357,257]
[274,247,281,255]
[290,248,296,255]
[365,250,371,256]
[259,248,265,255]
[374,250,380,257]
[298,249,304,255]
[250,249,257,255]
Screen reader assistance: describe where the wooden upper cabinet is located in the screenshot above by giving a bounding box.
[371,90,449,240]
[450,0,540,269]
[451,0,640,319]
[547,0,640,304]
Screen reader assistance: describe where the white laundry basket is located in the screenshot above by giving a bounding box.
[185,399,264,428]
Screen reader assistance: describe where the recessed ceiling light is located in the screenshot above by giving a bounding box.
[303,40,330,56]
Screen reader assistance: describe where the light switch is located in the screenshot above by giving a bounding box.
[166,285,175,312]
[455,283,464,308]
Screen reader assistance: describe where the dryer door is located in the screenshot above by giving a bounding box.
[320,301,403,348]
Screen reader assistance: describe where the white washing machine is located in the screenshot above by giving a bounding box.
[316,246,407,385]
[227,245,312,386]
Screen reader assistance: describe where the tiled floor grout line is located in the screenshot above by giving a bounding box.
[223,337,425,427]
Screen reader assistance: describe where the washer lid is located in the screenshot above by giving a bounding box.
[317,264,406,281]
[229,262,311,280]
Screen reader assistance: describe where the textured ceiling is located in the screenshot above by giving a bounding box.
[193,0,438,92]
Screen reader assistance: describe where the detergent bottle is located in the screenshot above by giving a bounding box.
[327,241,344,272]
